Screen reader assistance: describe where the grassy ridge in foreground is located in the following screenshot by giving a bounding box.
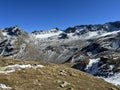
[0,58,119,90]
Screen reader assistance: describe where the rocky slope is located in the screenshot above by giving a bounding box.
[0,57,119,90]
[0,21,120,63]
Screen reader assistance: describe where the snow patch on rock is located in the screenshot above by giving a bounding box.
[85,58,100,74]
[0,84,12,89]
[2,32,8,36]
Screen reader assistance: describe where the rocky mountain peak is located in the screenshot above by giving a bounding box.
[107,21,120,28]
[2,25,25,36]
[65,21,120,34]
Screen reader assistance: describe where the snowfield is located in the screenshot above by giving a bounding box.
[0,64,44,74]
[33,31,63,39]
[102,73,120,86]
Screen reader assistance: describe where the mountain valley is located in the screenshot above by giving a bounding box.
[0,21,120,89]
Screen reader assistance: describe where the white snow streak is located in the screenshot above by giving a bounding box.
[0,64,44,74]
[6,64,44,69]
[100,30,120,37]
[0,69,15,74]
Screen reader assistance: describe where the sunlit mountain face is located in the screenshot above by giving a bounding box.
[0,21,120,87]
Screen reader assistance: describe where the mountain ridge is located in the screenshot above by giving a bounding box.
[0,21,120,62]
[1,21,120,87]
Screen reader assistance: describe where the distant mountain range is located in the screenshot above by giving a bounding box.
[1,21,120,86]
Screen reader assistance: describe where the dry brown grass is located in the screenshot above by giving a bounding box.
[0,58,119,90]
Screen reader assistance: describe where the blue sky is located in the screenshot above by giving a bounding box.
[0,0,120,32]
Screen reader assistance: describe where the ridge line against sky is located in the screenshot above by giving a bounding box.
[0,0,120,32]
